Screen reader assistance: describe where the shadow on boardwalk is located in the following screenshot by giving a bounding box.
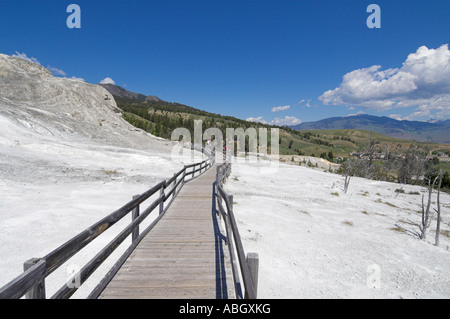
[212,181,230,299]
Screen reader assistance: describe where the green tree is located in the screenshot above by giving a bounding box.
[328,151,334,160]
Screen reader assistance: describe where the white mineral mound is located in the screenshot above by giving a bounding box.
[0,53,168,149]
[226,162,450,299]
[0,53,193,296]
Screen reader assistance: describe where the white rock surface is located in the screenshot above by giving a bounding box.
[225,161,450,299]
[0,53,170,149]
[0,54,197,297]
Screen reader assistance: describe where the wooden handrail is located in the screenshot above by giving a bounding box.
[42,180,165,277]
[0,149,215,299]
[0,259,46,299]
[51,193,165,299]
[214,160,258,299]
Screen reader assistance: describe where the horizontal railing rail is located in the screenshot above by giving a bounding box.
[214,160,259,299]
[0,149,215,299]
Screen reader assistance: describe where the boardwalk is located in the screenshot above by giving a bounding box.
[99,165,235,299]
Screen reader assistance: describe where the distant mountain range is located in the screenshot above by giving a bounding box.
[100,83,450,145]
[290,114,450,144]
[101,83,207,114]
[100,83,162,103]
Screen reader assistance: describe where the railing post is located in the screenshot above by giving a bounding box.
[246,252,259,298]
[159,184,165,215]
[213,181,219,219]
[132,195,140,242]
[24,258,46,299]
[216,166,220,184]
[227,194,234,246]
[173,173,177,199]
[182,165,187,185]
[216,166,222,205]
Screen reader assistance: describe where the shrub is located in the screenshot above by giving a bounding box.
[103,169,118,175]
[440,230,450,238]
[390,227,406,233]
[384,201,398,208]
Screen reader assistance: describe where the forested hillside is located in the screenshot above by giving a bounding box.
[104,86,450,175]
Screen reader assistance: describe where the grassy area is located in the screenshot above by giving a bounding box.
[439,161,450,173]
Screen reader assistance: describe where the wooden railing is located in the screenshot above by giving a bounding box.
[214,161,259,299]
[0,152,215,299]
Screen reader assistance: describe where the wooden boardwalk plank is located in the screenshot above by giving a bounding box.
[99,165,235,299]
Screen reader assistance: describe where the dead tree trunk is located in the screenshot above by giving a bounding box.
[435,171,443,246]
[344,174,351,193]
[420,175,439,240]
[342,159,355,193]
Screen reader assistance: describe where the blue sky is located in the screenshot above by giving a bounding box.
[1,0,449,125]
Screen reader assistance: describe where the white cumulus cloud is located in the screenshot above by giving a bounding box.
[271,116,301,126]
[100,77,116,85]
[246,115,301,126]
[319,44,450,119]
[10,52,88,82]
[271,105,291,112]
[11,51,41,65]
[67,76,86,82]
[245,116,268,124]
[297,99,312,107]
[47,66,67,76]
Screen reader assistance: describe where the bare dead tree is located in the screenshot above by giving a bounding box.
[365,132,376,168]
[361,132,378,179]
[394,185,403,199]
[413,152,427,185]
[382,144,392,181]
[397,148,416,185]
[420,174,439,240]
[344,173,351,193]
[435,170,443,246]
[342,159,353,193]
